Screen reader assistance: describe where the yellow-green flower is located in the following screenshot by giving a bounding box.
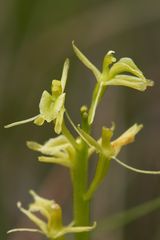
[79,123,143,160]
[78,123,143,199]
[8,191,96,239]
[72,42,154,124]
[5,59,70,134]
[27,135,76,168]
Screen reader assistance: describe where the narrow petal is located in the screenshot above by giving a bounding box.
[88,82,105,124]
[29,190,57,220]
[4,115,39,128]
[17,202,47,234]
[102,50,116,77]
[61,58,70,92]
[65,111,96,149]
[53,93,65,118]
[111,124,143,155]
[55,222,96,238]
[27,138,69,156]
[112,157,160,175]
[77,127,101,152]
[38,156,71,168]
[72,41,101,81]
[109,57,145,79]
[7,228,43,234]
[106,75,154,91]
[54,107,65,134]
[26,141,42,151]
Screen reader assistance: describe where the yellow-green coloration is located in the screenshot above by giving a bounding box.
[8,191,96,240]
[72,42,153,125]
[5,42,160,240]
[27,135,76,168]
[5,59,70,134]
[79,123,143,200]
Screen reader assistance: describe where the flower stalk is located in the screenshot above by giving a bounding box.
[5,42,160,240]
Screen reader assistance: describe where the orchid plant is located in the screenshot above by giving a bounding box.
[5,42,160,240]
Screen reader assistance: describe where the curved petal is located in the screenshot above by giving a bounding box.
[39,90,55,122]
[17,202,47,234]
[109,57,145,79]
[72,41,101,81]
[106,75,154,91]
[61,58,70,92]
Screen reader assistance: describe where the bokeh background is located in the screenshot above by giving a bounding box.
[1,0,160,239]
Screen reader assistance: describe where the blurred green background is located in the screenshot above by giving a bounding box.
[1,0,160,239]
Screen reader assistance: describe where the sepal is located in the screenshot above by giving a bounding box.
[27,135,75,168]
[81,123,143,199]
[72,44,153,125]
[105,75,153,91]
[8,191,96,239]
[5,59,69,134]
[72,41,101,81]
[109,57,145,79]
[111,124,143,156]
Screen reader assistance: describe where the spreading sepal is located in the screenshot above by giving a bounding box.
[27,135,76,168]
[81,123,143,199]
[5,59,70,134]
[72,43,154,124]
[8,191,96,239]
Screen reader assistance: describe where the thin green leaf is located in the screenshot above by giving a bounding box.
[96,196,160,233]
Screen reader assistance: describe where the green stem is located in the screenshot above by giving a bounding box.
[62,122,79,150]
[72,142,90,240]
[50,237,64,240]
[71,109,91,240]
